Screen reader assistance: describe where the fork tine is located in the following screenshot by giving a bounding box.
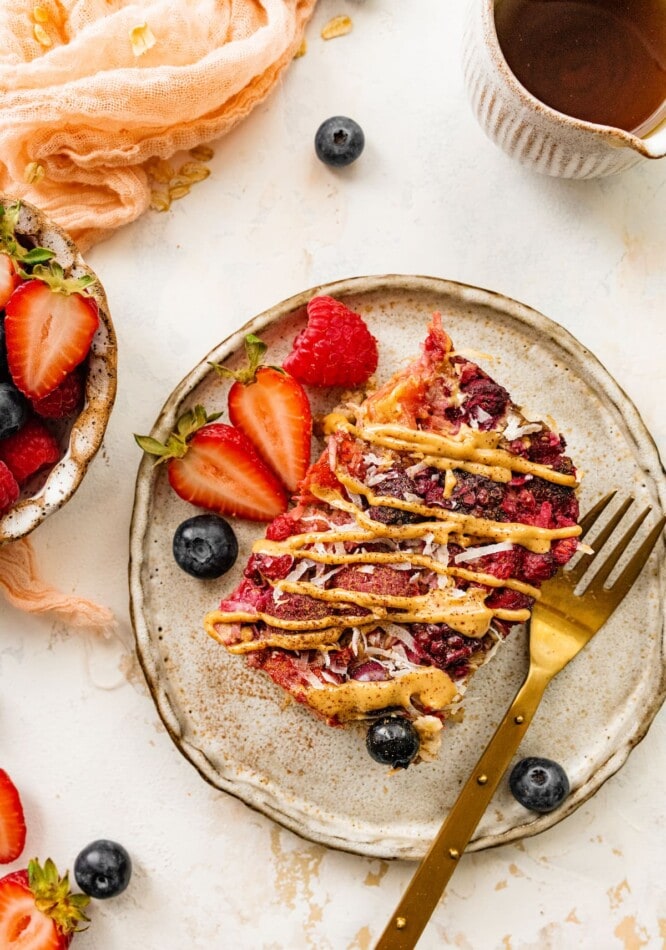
[604,515,666,596]
[577,491,617,539]
[569,494,632,583]
[584,506,652,588]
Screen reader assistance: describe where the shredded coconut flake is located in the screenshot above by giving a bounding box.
[301,669,325,689]
[284,560,312,584]
[328,439,338,469]
[382,624,417,653]
[309,566,340,587]
[366,471,390,487]
[406,460,429,477]
[503,414,543,441]
[454,541,514,564]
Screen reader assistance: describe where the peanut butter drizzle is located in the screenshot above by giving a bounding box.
[228,627,343,653]
[324,414,579,488]
[303,667,459,721]
[313,483,580,554]
[271,581,528,636]
[252,541,541,597]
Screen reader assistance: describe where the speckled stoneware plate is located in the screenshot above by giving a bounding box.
[0,196,117,544]
[129,275,666,860]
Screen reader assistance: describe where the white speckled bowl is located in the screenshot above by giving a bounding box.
[462,0,666,178]
[0,196,117,544]
[129,275,666,860]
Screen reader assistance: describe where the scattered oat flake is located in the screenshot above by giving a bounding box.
[178,162,210,183]
[169,184,191,201]
[147,159,175,184]
[294,37,307,58]
[24,162,45,185]
[149,191,171,212]
[33,23,51,46]
[321,15,352,40]
[33,5,49,23]
[130,22,156,57]
[167,175,191,190]
[189,145,214,162]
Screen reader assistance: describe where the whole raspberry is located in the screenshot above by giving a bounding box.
[283,296,378,387]
[0,460,19,513]
[0,417,61,485]
[30,371,84,419]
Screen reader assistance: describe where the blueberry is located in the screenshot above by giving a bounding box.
[366,717,420,769]
[509,757,570,813]
[314,116,365,167]
[0,381,28,439]
[74,840,132,899]
[173,514,238,579]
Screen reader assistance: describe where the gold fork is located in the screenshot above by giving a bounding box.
[375,492,666,950]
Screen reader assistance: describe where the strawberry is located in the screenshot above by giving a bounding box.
[5,263,98,400]
[0,254,20,310]
[0,859,89,949]
[0,771,26,864]
[0,462,19,514]
[135,405,288,522]
[282,295,378,387]
[211,335,312,493]
[30,372,83,420]
[0,417,61,486]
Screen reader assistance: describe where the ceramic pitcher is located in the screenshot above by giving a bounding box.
[462,0,666,178]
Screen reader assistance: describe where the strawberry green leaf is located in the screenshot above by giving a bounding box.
[20,246,56,265]
[28,857,90,935]
[134,435,173,457]
[135,405,222,463]
[29,262,96,296]
[210,333,273,385]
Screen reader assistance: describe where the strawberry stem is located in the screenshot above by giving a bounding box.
[134,404,222,463]
[210,334,284,385]
[26,261,95,296]
[0,201,55,268]
[28,858,90,936]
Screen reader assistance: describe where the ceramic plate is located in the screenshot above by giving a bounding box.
[0,196,117,544]
[129,275,666,860]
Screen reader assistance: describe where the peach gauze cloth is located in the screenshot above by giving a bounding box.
[0,0,316,249]
[0,537,116,633]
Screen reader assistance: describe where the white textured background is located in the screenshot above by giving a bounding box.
[1,1,665,947]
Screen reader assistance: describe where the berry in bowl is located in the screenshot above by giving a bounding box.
[0,197,117,543]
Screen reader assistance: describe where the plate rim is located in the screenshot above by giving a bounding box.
[129,273,666,860]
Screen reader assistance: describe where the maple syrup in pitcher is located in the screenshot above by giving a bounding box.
[494,0,666,134]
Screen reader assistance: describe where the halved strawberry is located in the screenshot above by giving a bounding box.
[0,254,20,309]
[135,405,288,522]
[0,771,26,865]
[5,264,98,400]
[0,859,89,949]
[212,335,312,493]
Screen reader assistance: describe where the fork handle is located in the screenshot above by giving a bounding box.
[374,667,552,950]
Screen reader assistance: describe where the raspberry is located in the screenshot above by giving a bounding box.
[0,460,19,514]
[30,371,83,419]
[283,296,378,387]
[0,417,61,485]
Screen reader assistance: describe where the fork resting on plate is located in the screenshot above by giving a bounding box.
[374,492,666,950]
